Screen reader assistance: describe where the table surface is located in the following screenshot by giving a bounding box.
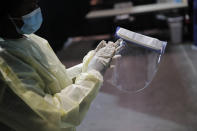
[86,2,188,19]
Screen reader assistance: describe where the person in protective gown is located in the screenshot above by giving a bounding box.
[0,0,122,131]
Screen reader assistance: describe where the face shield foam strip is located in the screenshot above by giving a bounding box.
[115,27,167,54]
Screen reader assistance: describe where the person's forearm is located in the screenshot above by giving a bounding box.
[52,69,103,126]
[67,63,83,80]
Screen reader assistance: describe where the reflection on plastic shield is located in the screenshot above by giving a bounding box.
[108,40,166,93]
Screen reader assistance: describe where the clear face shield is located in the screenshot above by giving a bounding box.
[107,27,167,93]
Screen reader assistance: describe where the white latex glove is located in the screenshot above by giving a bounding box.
[87,39,123,75]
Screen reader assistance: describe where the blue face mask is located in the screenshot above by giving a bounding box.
[10,8,43,34]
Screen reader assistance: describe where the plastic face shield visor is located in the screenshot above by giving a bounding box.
[107,27,167,93]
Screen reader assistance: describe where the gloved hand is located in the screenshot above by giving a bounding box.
[87,39,123,75]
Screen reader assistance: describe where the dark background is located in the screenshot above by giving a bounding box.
[36,0,193,52]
